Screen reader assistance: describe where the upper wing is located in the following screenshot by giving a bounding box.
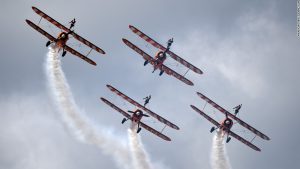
[32,7,69,31]
[190,105,220,127]
[139,122,171,141]
[64,45,96,66]
[26,19,56,41]
[228,130,261,151]
[197,92,270,140]
[167,51,203,74]
[100,97,131,119]
[32,6,105,54]
[106,84,180,130]
[122,38,193,86]
[129,25,203,74]
[122,38,155,64]
[69,32,105,54]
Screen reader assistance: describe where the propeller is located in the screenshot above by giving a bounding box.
[127,110,134,114]
[127,110,149,117]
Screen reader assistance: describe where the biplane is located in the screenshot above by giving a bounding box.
[191,92,270,151]
[26,6,105,66]
[122,25,203,86]
[100,85,180,141]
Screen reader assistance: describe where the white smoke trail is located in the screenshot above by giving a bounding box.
[210,131,232,169]
[128,122,153,169]
[45,47,131,169]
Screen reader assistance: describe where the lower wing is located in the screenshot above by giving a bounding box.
[64,45,97,66]
[140,122,171,141]
[228,130,261,151]
[100,97,131,119]
[26,19,55,41]
[161,64,194,86]
[190,105,220,127]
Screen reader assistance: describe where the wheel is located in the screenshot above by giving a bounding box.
[62,51,67,57]
[210,127,215,133]
[46,41,51,47]
[159,70,164,76]
[144,60,149,66]
[226,137,231,143]
[137,127,142,133]
[121,118,126,124]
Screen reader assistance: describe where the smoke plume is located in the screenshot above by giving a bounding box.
[210,131,232,169]
[128,123,153,169]
[45,47,131,169]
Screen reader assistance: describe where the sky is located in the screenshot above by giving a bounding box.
[0,0,300,169]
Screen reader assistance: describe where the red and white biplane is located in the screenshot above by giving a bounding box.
[100,85,179,141]
[191,92,270,151]
[26,7,105,66]
[122,25,203,86]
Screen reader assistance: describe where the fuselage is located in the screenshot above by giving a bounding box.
[131,109,144,123]
[55,32,69,49]
[220,118,233,133]
[153,51,167,70]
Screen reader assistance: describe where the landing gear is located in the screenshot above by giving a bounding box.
[121,118,127,124]
[144,60,149,66]
[159,70,164,76]
[46,41,51,47]
[226,137,231,143]
[136,122,142,133]
[62,50,67,57]
[210,126,215,133]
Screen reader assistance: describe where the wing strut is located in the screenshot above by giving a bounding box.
[160,124,167,133]
[203,102,207,110]
[250,135,257,143]
[38,16,42,25]
[86,48,93,57]
[183,69,190,77]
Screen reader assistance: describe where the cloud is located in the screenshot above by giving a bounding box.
[1,1,300,169]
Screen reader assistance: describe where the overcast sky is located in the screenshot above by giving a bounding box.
[1,0,300,169]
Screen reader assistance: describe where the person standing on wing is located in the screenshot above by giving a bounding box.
[233,104,242,116]
[143,95,151,107]
[69,18,76,30]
